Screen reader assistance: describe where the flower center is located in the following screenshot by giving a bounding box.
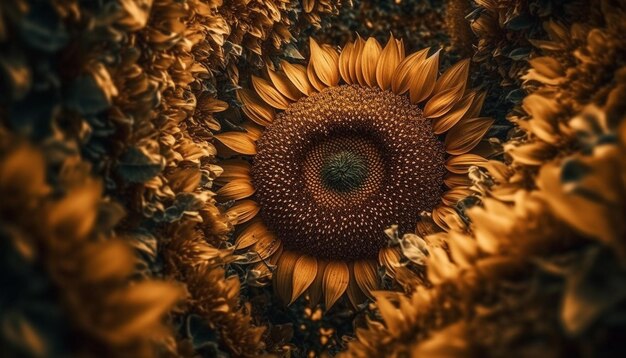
[321,151,368,192]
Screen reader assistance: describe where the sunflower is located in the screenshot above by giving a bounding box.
[214,35,493,309]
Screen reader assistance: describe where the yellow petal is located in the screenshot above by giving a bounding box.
[374,292,404,334]
[444,173,472,188]
[226,199,259,224]
[237,89,274,127]
[353,260,378,299]
[361,37,382,87]
[441,187,473,207]
[308,260,327,307]
[347,267,368,307]
[216,178,255,200]
[350,36,366,84]
[252,233,281,262]
[216,160,250,185]
[268,67,302,101]
[290,255,318,304]
[445,154,488,174]
[466,91,486,118]
[309,38,340,87]
[307,59,327,92]
[323,261,349,310]
[274,251,299,304]
[378,247,402,278]
[339,41,354,84]
[433,58,470,96]
[408,50,440,104]
[376,34,404,90]
[251,75,290,109]
[444,117,494,155]
[390,48,429,95]
[281,61,314,96]
[423,82,464,118]
[432,91,476,134]
[235,219,269,249]
[214,132,257,155]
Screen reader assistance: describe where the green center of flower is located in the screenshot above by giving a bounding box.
[321,151,368,192]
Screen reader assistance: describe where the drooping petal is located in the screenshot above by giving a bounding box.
[274,251,299,304]
[376,34,404,90]
[251,75,290,110]
[445,153,488,174]
[226,199,260,224]
[214,132,257,155]
[237,89,275,127]
[268,67,302,101]
[309,38,340,87]
[308,260,328,307]
[216,178,255,200]
[323,261,349,310]
[281,61,314,96]
[338,41,354,84]
[347,266,368,307]
[408,50,440,104]
[290,255,318,304]
[432,91,476,134]
[353,260,379,299]
[390,48,429,95]
[361,37,382,87]
[444,117,494,155]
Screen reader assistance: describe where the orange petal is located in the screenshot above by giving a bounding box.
[252,233,281,262]
[235,219,269,249]
[444,117,494,155]
[251,75,290,110]
[216,178,255,200]
[308,260,327,307]
[423,83,465,118]
[354,260,379,299]
[309,38,340,87]
[274,251,299,304]
[408,50,440,104]
[268,67,302,101]
[432,91,475,134]
[226,199,259,224]
[350,36,366,85]
[290,255,318,304]
[441,187,473,207]
[361,37,382,87]
[445,154,488,174]
[444,173,472,189]
[323,261,349,310]
[339,41,354,84]
[376,34,404,90]
[433,58,470,96]
[216,160,250,184]
[347,266,368,307]
[390,48,429,94]
[214,132,256,155]
[237,89,274,127]
[281,61,314,96]
[378,247,402,278]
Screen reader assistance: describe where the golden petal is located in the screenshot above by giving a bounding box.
[378,247,402,278]
[444,117,494,155]
[251,75,290,110]
[361,37,382,87]
[214,132,257,155]
[308,260,327,307]
[339,41,354,84]
[466,91,486,118]
[432,91,476,134]
[477,160,511,182]
[376,34,403,90]
[216,178,255,200]
[274,251,299,304]
[373,292,404,334]
[290,255,318,304]
[353,260,378,299]
[309,38,340,87]
[447,231,478,268]
[281,61,314,96]
[235,219,269,249]
[423,83,464,118]
[216,160,250,184]
[237,89,275,127]
[432,205,456,232]
[226,199,259,224]
[441,187,473,207]
[408,50,440,104]
[322,261,349,310]
[350,36,366,84]
[390,48,429,95]
[307,58,327,92]
[252,233,281,262]
[347,267,368,307]
[242,122,263,141]
[445,153,488,174]
[302,0,315,13]
[444,173,472,189]
[433,58,470,96]
[268,67,303,101]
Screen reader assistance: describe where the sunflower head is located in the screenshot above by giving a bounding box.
[215,35,493,309]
